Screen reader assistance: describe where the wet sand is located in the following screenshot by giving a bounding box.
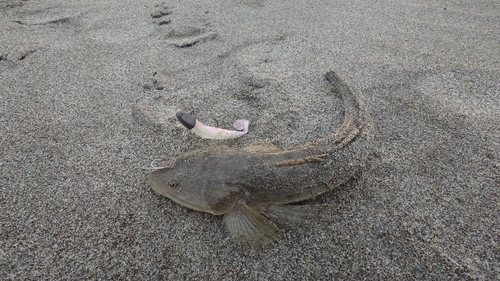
[1,0,499,279]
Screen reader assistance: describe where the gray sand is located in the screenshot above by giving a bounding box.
[1,0,499,279]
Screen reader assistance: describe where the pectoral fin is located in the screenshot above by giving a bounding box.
[224,202,281,244]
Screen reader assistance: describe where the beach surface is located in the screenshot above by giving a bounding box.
[1,0,499,279]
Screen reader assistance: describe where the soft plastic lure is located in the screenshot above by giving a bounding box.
[176,111,249,139]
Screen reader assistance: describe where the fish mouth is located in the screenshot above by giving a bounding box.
[167,195,213,214]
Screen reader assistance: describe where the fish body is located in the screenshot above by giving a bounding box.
[149,71,374,244]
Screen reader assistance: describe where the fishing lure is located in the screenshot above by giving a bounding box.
[176,111,249,139]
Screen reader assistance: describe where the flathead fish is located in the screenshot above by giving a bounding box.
[149,70,374,244]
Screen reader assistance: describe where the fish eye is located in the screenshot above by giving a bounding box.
[169,182,177,187]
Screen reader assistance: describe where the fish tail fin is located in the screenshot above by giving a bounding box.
[224,202,281,245]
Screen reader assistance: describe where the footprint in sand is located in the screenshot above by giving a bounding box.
[0,47,40,62]
[0,0,26,11]
[150,3,217,48]
[151,3,172,26]
[164,31,217,48]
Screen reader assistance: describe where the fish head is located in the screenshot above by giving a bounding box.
[148,154,243,215]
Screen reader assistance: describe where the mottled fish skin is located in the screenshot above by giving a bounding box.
[149,70,374,244]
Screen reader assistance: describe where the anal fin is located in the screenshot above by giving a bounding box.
[267,204,315,223]
[224,202,281,245]
[266,204,328,224]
